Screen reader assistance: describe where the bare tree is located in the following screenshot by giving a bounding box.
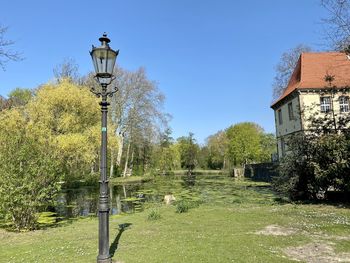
[0,25,22,70]
[321,0,350,50]
[84,65,169,177]
[112,67,168,177]
[53,58,80,83]
[272,44,312,101]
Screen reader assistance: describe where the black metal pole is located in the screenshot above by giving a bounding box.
[97,83,112,263]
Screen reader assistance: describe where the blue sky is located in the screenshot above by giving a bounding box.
[0,0,329,144]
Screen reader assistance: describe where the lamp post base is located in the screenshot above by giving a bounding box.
[97,256,112,263]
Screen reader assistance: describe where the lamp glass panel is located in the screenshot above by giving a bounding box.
[106,50,117,75]
[91,48,108,74]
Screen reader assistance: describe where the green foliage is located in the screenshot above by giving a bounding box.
[259,133,277,162]
[26,80,119,183]
[206,130,229,169]
[226,122,275,167]
[0,80,121,229]
[27,81,100,134]
[197,146,210,169]
[147,208,161,220]
[0,109,61,230]
[274,108,350,200]
[274,132,350,200]
[0,88,34,110]
[176,132,200,174]
[175,200,191,213]
[8,88,34,107]
[154,144,181,175]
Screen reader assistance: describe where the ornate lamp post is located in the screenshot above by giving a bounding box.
[90,33,119,263]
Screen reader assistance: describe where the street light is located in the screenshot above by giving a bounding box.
[90,33,119,263]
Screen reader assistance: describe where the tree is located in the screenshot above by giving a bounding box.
[321,0,350,50]
[96,66,169,177]
[0,95,13,111]
[160,128,174,148]
[151,128,179,175]
[272,44,312,101]
[0,109,60,230]
[53,58,80,83]
[0,88,33,111]
[274,132,350,200]
[226,123,262,167]
[206,130,229,169]
[26,80,119,183]
[8,88,34,107]
[153,144,181,175]
[226,122,275,167]
[273,108,350,200]
[177,133,199,174]
[197,146,210,169]
[259,133,277,162]
[0,25,22,70]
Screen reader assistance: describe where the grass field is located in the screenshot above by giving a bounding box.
[0,178,349,263]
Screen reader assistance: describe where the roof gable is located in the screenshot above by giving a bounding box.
[271,52,350,108]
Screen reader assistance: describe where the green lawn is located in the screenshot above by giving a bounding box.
[1,179,350,262]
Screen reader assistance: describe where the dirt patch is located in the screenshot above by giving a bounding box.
[312,232,350,242]
[284,242,350,263]
[255,224,298,236]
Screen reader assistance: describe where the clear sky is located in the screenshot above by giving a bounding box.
[0,0,329,144]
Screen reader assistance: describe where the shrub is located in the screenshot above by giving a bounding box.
[0,110,61,230]
[176,200,190,213]
[273,131,350,200]
[147,208,161,221]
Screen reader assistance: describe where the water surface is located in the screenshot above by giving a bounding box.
[49,174,273,220]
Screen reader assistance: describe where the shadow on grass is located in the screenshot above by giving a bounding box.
[110,223,132,258]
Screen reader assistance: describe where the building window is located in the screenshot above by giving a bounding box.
[320,96,331,113]
[288,102,294,120]
[339,96,349,113]
[278,109,283,125]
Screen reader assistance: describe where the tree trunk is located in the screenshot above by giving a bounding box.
[123,142,131,177]
[129,149,134,176]
[142,146,146,175]
[123,185,127,198]
[116,133,124,166]
[109,150,114,178]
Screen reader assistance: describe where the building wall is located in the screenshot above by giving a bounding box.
[274,89,350,159]
[274,95,302,158]
[274,95,302,138]
[300,90,350,130]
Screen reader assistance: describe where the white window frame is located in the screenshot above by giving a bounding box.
[320,96,331,113]
[339,96,349,113]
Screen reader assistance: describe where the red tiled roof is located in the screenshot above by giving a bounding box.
[271,52,350,108]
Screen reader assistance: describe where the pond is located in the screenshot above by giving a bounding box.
[46,174,274,221]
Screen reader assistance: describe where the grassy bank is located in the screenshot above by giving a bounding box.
[1,179,350,262]
[110,176,153,184]
[109,170,227,184]
[172,169,228,175]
